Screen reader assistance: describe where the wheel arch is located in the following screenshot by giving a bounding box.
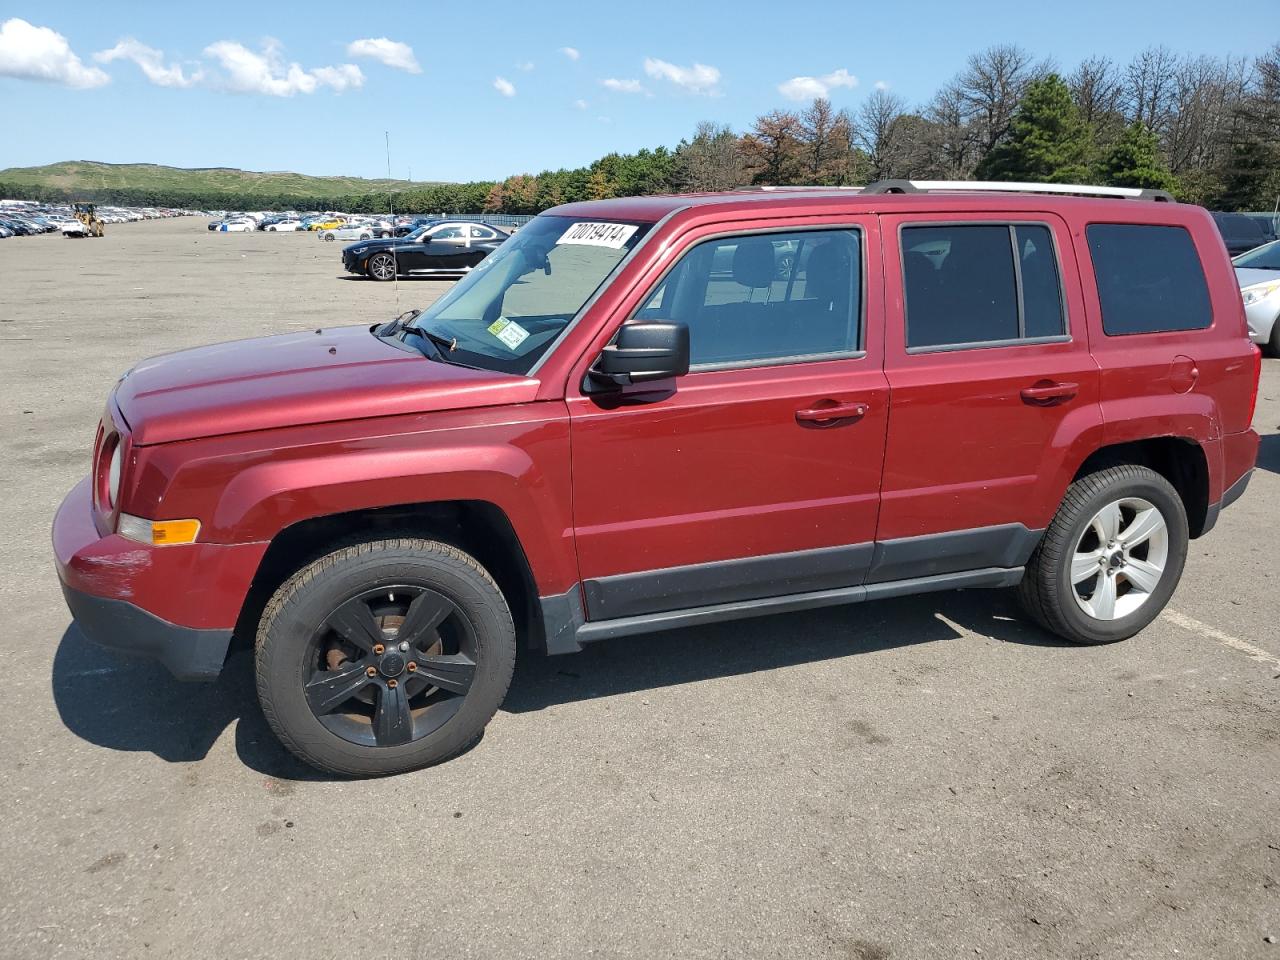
[234,499,546,656]
[1071,437,1211,538]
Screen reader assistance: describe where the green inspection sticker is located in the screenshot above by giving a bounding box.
[486,317,530,350]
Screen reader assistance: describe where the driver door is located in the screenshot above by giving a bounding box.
[423,224,472,271]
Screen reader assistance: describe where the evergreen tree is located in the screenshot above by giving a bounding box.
[1097,122,1177,190]
[976,74,1094,182]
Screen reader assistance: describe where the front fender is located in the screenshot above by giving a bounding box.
[130,406,578,594]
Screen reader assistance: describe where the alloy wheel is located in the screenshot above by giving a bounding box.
[369,253,396,280]
[304,585,477,747]
[1071,497,1169,621]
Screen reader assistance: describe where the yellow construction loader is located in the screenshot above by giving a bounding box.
[63,202,104,238]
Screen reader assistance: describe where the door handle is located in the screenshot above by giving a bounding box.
[795,400,869,426]
[1020,381,1078,406]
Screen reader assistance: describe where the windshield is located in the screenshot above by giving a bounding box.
[404,214,650,374]
[1234,239,1280,271]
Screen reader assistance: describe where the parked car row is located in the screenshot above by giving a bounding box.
[1211,211,1278,256]
[0,200,192,238]
[205,211,397,236]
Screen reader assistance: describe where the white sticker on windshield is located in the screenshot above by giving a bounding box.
[487,317,531,351]
[557,221,638,249]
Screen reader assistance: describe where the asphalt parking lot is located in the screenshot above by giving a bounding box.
[1,217,1278,960]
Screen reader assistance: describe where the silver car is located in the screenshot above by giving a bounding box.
[1234,239,1280,355]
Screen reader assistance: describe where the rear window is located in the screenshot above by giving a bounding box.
[1086,224,1212,335]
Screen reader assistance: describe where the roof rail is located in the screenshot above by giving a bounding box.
[862,179,1176,203]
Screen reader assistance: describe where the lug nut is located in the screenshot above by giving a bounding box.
[387,679,398,689]
[399,641,409,652]
[407,662,417,673]
[366,666,377,677]
[373,643,385,655]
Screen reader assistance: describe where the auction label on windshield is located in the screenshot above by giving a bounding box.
[558,221,638,248]
[487,317,530,350]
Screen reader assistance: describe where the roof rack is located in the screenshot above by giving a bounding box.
[862,179,1176,202]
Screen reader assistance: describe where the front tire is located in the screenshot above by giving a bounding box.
[1019,465,1188,645]
[255,538,516,777]
[1268,316,1280,358]
[367,252,397,281]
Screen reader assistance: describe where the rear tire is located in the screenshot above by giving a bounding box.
[1018,465,1188,645]
[255,538,516,777]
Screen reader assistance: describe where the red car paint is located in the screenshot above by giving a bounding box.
[54,188,1261,668]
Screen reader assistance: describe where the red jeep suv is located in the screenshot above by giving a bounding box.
[53,181,1261,776]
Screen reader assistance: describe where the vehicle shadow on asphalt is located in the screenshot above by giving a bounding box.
[51,626,333,781]
[1256,432,1280,475]
[50,589,1066,778]
[502,589,1067,713]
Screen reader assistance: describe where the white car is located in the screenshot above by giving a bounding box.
[218,219,256,232]
[1234,239,1280,355]
[267,220,304,232]
[319,223,375,242]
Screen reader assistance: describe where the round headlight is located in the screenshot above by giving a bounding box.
[107,442,122,507]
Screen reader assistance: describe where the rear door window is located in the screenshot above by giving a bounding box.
[1086,224,1212,335]
[901,223,1066,349]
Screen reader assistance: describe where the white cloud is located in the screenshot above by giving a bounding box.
[203,40,363,96]
[493,75,515,97]
[311,64,363,92]
[874,80,889,91]
[94,38,200,88]
[0,18,108,88]
[643,57,720,95]
[515,60,534,72]
[560,46,580,61]
[573,98,588,110]
[346,37,420,74]
[601,77,646,94]
[777,67,857,102]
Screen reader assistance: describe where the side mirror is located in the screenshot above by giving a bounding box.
[588,321,690,389]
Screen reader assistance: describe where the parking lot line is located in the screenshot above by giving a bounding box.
[1161,608,1280,670]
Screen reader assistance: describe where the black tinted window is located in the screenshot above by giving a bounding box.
[903,224,1065,348]
[1086,224,1211,335]
[1017,225,1065,338]
[637,229,861,367]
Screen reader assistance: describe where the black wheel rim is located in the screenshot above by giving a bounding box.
[303,584,477,747]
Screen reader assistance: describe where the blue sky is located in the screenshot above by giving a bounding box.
[0,0,1272,182]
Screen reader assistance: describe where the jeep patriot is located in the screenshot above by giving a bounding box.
[53,180,1261,776]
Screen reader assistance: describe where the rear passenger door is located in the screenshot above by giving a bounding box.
[874,212,1103,580]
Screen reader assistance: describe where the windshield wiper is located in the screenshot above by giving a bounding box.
[400,318,474,366]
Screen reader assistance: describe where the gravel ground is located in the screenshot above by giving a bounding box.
[0,217,1277,960]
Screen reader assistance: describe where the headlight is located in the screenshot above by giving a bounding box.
[107,441,122,507]
[1241,280,1280,306]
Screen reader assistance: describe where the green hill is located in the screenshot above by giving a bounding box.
[0,160,448,204]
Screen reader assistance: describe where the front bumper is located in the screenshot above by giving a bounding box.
[53,477,267,681]
[61,583,232,681]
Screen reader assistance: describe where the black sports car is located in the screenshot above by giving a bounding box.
[342,221,510,281]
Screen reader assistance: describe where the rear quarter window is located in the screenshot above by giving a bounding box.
[1086,224,1212,335]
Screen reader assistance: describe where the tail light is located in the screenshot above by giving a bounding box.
[1246,344,1262,425]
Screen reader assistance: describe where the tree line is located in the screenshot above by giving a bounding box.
[4,42,1276,214]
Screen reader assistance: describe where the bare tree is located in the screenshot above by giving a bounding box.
[956,44,1048,155]
[855,88,908,180]
[1124,46,1180,130]
[924,82,978,178]
[1069,56,1124,129]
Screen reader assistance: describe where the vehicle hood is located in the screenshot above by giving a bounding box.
[343,237,405,258]
[1235,267,1280,288]
[114,325,538,446]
